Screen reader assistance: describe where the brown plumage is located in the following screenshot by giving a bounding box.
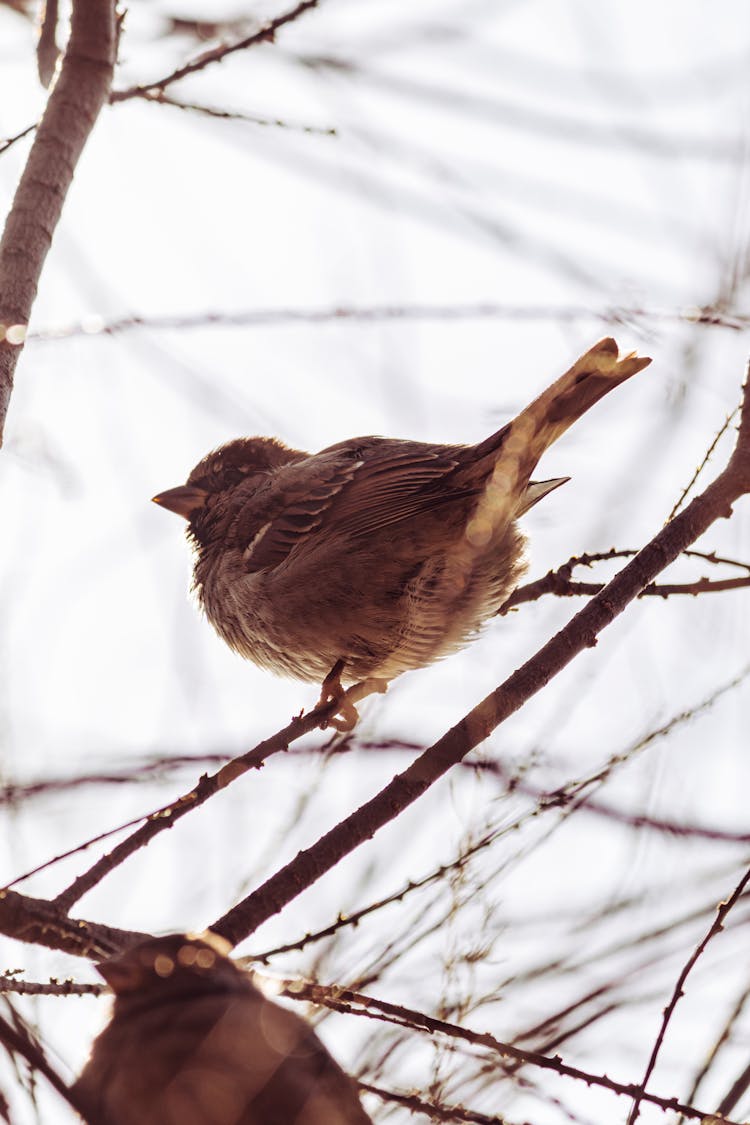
[153,338,650,688]
[73,933,372,1125]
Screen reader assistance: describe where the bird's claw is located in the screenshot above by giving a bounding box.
[315,662,388,731]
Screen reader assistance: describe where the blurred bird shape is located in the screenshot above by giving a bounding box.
[73,932,372,1125]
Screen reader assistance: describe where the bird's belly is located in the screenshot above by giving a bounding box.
[197,525,528,684]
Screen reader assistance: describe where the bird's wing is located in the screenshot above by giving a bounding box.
[236,454,362,572]
[239,438,482,573]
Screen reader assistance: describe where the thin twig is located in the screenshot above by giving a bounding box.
[667,406,741,521]
[502,546,750,611]
[359,1081,510,1123]
[136,90,336,135]
[27,302,750,342]
[281,979,740,1124]
[503,573,750,611]
[50,686,362,912]
[0,976,101,997]
[626,861,750,1125]
[0,123,37,155]
[209,372,750,947]
[0,1005,105,1123]
[252,669,750,961]
[110,0,320,102]
[715,1056,750,1119]
[679,979,750,1120]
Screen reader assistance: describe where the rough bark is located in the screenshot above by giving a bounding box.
[0,0,116,444]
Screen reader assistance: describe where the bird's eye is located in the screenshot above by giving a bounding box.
[223,467,244,486]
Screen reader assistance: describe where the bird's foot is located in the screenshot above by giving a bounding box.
[315,661,388,731]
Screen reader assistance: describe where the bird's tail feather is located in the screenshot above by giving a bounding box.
[509,336,651,469]
[468,337,650,499]
[456,339,650,554]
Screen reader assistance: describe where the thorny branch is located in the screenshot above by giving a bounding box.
[667,406,741,521]
[501,546,750,611]
[0,685,373,930]
[278,978,742,1124]
[359,1081,519,1123]
[133,90,336,135]
[0,976,100,997]
[208,362,750,947]
[110,0,320,103]
[50,685,369,913]
[2,1,747,1119]
[2,370,748,968]
[626,861,750,1125]
[249,666,750,961]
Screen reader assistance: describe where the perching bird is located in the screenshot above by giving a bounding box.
[73,932,372,1125]
[153,338,649,719]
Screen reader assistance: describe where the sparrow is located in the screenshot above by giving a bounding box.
[72,932,372,1125]
[153,338,650,720]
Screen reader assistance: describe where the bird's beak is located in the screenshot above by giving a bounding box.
[152,485,208,520]
[97,956,143,995]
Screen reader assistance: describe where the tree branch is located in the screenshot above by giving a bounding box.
[209,364,750,947]
[0,0,116,444]
[49,690,357,913]
[501,546,750,611]
[110,0,319,103]
[0,1005,105,1124]
[0,887,142,959]
[26,301,750,342]
[627,860,750,1124]
[283,979,739,1123]
[2,372,748,968]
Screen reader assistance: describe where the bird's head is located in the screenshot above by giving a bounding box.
[97,932,238,998]
[152,437,302,546]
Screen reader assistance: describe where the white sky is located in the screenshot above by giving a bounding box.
[1,1,750,1122]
